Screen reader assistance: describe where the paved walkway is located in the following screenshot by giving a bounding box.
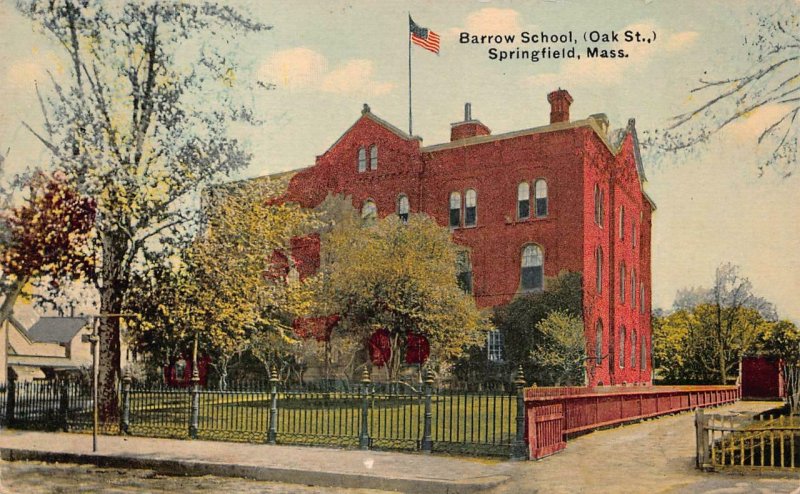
[490,401,800,494]
[1,401,797,493]
[0,430,513,493]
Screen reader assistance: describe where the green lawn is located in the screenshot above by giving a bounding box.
[122,390,519,455]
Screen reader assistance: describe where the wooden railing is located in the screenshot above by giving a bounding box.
[696,410,799,471]
[525,385,740,459]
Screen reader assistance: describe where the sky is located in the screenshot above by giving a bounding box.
[1,0,798,321]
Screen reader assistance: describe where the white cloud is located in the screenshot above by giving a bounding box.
[464,8,522,34]
[664,31,699,52]
[320,59,393,96]
[259,47,328,90]
[526,23,696,89]
[258,48,393,96]
[728,103,790,139]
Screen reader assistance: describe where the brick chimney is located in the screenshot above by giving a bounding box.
[547,89,573,124]
[450,103,491,141]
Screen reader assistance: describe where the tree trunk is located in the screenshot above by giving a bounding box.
[718,349,727,384]
[98,282,122,421]
[0,277,26,327]
[97,230,129,422]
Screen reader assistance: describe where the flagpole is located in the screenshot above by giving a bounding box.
[408,13,413,136]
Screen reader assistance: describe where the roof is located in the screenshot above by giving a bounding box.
[25,317,89,344]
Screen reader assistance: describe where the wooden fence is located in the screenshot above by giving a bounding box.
[525,385,740,459]
[696,410,800,471]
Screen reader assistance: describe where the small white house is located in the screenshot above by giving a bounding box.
[1,302,92,382]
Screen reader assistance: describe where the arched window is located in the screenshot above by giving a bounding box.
[632,221,637,247]
[357,147,366,173]
[517,182,530,219]
[449,192,461,228]
[521,244,544,291]
[641,336,647,369]
[397,194,410,222]
[595,246,603,294]
[361,199,377,220]
[534,179,548,217]
[619,205,625,240]
[631,269,636,308]
[631,331,637,368]
[370,145,378,170]
[465,189,477,227]
[640,284,646,315]
[595,319,603,365]
[619,262,626,303]
[594,185,603,226]
[619,326,626,368]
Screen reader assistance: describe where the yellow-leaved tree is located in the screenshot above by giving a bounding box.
[126,178,319,388]
[318,210,490,382]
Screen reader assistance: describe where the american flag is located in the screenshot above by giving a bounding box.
[409,16,440,54]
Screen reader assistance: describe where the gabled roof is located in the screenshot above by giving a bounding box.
[322,105,421,156]
[26,317,89,344]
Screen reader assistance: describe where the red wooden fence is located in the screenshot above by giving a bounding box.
[524,385,740,459]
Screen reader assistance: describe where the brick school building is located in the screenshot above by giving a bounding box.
[278,89,654,386]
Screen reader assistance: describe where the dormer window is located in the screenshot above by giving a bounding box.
[397,194,409,222]
[358,147,366,173]
[370,145,378,170]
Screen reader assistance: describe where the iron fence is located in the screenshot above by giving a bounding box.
[0,371,526,458]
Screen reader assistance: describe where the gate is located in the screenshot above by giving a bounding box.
[527,402,565,459]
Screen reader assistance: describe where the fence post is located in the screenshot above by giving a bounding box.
[421,368,434,453]
[512,365,528,459]
[5,372,15,427]
[188,366,200,439]
[695,409,707,469]
[120,371,131,435]
[267,364,278,445]
[359,368,371,450]
[59,379,69,432]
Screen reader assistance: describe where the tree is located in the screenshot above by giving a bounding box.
[18,0,268,415]
[647,2,800,176]
[126,178,318,388]
[318,213,489,382]
[533,311,586,386]
[0,172,95,328]
[491,271,583,386]
[652,263,778,384]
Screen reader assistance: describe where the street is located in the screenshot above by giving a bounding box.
[0,461,389,494]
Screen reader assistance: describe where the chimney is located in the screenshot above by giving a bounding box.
[547,89,573,124]
[450,102,491,141]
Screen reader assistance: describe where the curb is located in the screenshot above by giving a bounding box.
[0,448,509,493]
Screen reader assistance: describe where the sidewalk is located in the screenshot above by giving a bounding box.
[0,430,514,493]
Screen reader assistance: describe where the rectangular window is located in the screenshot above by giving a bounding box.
[465,207,476,226]
[518,200,530,219]
[535,197,547,217]
[521,266,543,291]
[449,208,460,228]
[487,331,504,362]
